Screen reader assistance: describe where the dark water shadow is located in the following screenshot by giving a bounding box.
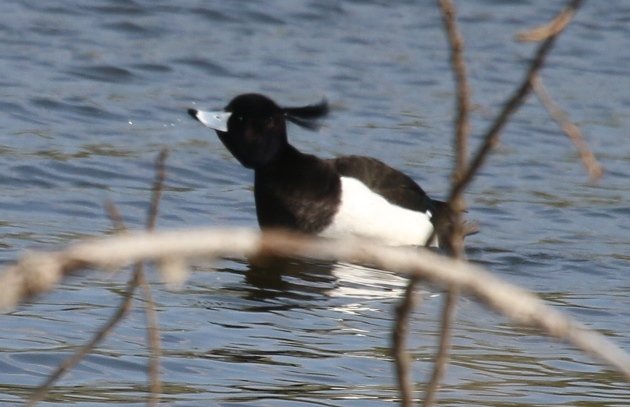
[241,257,340,306]
[212,252,415,314]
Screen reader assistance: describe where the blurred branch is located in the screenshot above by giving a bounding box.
[516,2,580,42]
[531,75,603,181]
[422,287,459,407]
[447,0,584,204]
[420,1,473,405]
[141,148,168,406]
[105,200,127,233]
[426,2,586,402]
[438,0,471,179]
[25,260,141,407]
[424,3,586,404]
[25,150,168,406]
[147,149,168,230]
[1,227,629,381]
[392,277,420,407]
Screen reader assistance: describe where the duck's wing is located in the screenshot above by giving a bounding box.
[329,155,435,214]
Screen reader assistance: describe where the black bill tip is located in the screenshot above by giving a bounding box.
[187,108,199,121]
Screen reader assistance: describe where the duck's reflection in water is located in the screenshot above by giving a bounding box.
[243,255,409,304]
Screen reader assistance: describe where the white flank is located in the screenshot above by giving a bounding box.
[195,110,232,132]
[320,177,437,247]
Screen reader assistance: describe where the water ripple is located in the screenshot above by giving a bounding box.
[66,65,135,84]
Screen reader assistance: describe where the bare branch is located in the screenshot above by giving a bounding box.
[25,264,141,407]
[105,200,127,233]
[138,268,161,407]
[422,288,459,407]
[423,2,472,405]
[142,148,169,406]
[532,75,603,181]
[425,3,586,401]
[26,150,169,406]
[516,3,579,42]
[392,277,420,406]
[147,148,168,231]
[438,0,471,179]
[448,0,584,203]
[1,228,629,381]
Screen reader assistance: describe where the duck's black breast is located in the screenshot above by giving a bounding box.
[329,155,435,214]
[254,146,342,233]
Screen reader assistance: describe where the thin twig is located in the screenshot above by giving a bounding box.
[516,4,579,42]
[141,148,169,406]
[425,2,471,404]
[26,150,169,406]
[25,264,141,407]
[392,277,420,406]
[105,200,127,233]
[24,201,137,406]
[438,0,471,180]
[448,0,584,204]
[422,287,459,407]
[147,148,168,231]
[3,228,630,381]
[104,149,169,407]
[138,268,161,407]
[531,75,603,181]
[423,0,471,252]
[424,4,583,401]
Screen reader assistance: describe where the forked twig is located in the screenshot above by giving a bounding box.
[26,149,169,406]
[422,1,584,404]
[531,75,603,181]
[448,0,585,204]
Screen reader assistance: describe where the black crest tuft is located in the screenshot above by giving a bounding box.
[282,99,329,130]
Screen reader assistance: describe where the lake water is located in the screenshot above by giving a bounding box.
[1,1,629,406]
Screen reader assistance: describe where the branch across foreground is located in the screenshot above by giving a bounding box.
[1,227,629,382]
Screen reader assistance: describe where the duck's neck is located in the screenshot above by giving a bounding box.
[256,144,302,172]
[253,144,341,233]
[255,144,332,186]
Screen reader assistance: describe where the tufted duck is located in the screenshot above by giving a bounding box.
[188,93,453,247]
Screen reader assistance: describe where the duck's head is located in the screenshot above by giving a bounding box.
[188,93,328,169]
